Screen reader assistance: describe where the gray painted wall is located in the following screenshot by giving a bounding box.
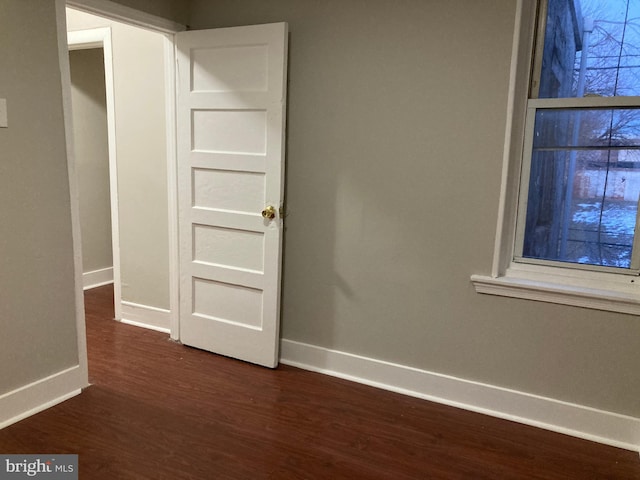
[0,0,79,395]
[70,48,113,274]
[188,0,640,418]
[108,0,190,25]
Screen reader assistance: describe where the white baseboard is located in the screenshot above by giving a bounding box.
[120,301,170,333]
[0,366,85,430]
[280,339,640,453]
[83,267,114,290]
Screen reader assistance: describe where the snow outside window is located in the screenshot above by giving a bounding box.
[516,0,640,274]
[471,0,640,315]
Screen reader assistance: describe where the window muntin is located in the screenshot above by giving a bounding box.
[537,0,640,99]
[516,0,640,273]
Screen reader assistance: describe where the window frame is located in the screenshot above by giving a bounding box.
[471,0,640,315]
[514,99,640,275]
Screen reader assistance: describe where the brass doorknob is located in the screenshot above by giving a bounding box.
[261,205,276,219]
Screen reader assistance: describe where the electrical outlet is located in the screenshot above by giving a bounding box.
[0,99,7,128]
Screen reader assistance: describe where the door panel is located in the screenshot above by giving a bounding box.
[176,23,287,367]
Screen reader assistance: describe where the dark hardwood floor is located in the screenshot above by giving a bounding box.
[0,285,638,479]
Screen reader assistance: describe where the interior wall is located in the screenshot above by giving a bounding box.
[106,0,190,25]
[67,8,170,310]
[69,48,113,275]
[187,0,640,418]
[0,0,80,394]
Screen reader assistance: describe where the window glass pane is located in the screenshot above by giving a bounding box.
[539,0,640,98]
[533,108,640,148]
[523,108,640,268]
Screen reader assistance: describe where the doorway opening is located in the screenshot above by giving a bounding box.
[69,47,113,293]
[66,7,178,335]
[61,2,288,369]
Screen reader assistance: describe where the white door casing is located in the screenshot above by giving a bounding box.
[67,27,123,320]
[176,23,288,368]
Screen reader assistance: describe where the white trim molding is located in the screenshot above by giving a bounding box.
[280,339,640,453]
[471,264,640,316]
[67,27,123,321]
[121,301,170,333]
[66,0,185,34]
[471,274,640,315]
[0,366,84,430]
[164,35,180,341]
[83,267,114,290]
[56,0,89,393]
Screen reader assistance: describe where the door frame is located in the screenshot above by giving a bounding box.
[67,27,123,321]
[59,0,185,349]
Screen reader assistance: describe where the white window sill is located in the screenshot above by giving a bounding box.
[471,264,640,315]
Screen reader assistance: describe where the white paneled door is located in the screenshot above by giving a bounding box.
[176,23,288,368]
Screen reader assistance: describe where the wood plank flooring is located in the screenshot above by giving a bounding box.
[0,285,638,479]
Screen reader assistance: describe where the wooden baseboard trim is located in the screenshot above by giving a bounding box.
[0,366,85,430]
[280,339,640,453]
[120,301,170,333]
[83,267,114,290]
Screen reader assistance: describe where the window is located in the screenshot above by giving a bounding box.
[518,0,640,273]
[471,0,640,313]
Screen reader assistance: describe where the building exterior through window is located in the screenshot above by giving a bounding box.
[517,0,640,272]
